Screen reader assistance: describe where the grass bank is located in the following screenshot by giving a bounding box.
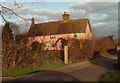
[2,63,66,77]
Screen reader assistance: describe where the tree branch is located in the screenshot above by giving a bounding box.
[0,4,28,23]
[0,10,7,22]
[14,0,22,10]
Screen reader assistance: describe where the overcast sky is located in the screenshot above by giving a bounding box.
[0,1,118,39]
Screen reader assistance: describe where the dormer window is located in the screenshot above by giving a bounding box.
[50,35,56,39]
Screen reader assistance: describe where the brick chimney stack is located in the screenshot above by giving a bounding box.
[31,17,35,26]
[62,12,69,20]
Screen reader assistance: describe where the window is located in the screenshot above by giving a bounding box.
[50,35,56,39]
[73,33,78,38]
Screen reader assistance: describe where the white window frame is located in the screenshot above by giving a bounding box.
[50,35,56,39]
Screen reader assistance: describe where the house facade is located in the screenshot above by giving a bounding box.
[27,12,92,50]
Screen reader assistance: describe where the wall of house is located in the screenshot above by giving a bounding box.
[28,30,92,50]
[85,23,92,39]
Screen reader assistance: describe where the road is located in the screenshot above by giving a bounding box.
[55,56,117,81]
[2,56,117,82]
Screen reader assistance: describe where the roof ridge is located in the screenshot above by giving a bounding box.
[35,18,89,25]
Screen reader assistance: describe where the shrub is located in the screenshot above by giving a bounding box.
[81,40,94,58]
[31,41,42,51]
[68,39,94,62]
[68,39,82,62]
[94,37,116,55]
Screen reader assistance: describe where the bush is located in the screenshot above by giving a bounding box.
[81,40,94,58]
[68,39,94,62]
[68,39,82,62]
[94,37,116,55]
[31,41,42,51]
[2,22,15,70]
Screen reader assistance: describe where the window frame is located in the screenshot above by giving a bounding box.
[50,35,56,39]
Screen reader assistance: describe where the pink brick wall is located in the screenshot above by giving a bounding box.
[85,23,92,39]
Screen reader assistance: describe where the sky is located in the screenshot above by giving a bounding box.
[0,1,119,39]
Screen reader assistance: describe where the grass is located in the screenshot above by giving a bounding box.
[2,54,104,77]
[101,70,120,81]
[2,62,66,77]
[2,58,89,77]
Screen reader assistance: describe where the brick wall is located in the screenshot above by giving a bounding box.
[28,31,92,50]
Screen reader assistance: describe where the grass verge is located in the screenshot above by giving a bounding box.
[2,57,101,77]
[101,70,120,81]
[2,62,66,77]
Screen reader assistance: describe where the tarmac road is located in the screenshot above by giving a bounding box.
[55,56,117,81]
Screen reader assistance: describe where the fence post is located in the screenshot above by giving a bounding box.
[64,45,68,64]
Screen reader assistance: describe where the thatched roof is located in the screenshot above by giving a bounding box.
[27,18,91,37]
